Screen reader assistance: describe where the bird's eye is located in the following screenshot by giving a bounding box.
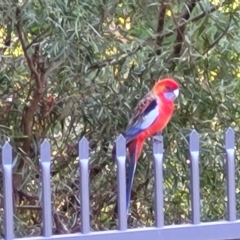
[165,86,171,91]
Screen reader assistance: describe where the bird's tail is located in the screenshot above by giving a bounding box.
[126,139,144,214]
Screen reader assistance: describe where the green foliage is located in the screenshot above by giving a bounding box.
[0,0,240,236]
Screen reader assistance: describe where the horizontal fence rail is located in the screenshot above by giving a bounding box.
[1,128,240,240]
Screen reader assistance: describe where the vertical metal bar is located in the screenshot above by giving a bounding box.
[225,127,236,221]
[79,137,90,234]
[116,134,127,230]
[2,142,14,240]
[189,130,200,224]
[153,135,164,228]
[40,139,52,237]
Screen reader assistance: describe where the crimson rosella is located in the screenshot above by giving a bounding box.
[113,78,179,214]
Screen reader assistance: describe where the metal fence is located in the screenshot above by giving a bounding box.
[1,127,240,240]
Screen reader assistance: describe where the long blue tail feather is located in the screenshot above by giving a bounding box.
[126,150,137,215]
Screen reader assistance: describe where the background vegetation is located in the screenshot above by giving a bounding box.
[0,0,240,237]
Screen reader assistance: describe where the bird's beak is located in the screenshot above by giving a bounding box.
[173,89,179,99]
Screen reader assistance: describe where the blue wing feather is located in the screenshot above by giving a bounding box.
[144,98,157,115]
[124,98,159,141]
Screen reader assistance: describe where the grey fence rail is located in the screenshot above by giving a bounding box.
[1,128,240,240]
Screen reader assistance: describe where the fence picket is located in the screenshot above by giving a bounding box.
[225,127,236,221]
[79,137,90,234]
[2,142,14,240]
[116,134,127,230]
[189,130,200,224]
[40,139,52,237]
[153,134,164,228]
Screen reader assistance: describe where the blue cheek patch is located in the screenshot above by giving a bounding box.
[164,91,175,100]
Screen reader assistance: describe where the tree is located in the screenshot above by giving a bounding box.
[0,0,240,236]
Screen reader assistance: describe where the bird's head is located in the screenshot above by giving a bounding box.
[153,78,179,101]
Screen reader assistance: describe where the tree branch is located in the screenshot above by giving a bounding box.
[156,3,167,55]
[54,212,70,234]
[201,17,231,56]
[173,0,199,57]
[16,7,41,90]
[15,7,44,165]
[15,5,65,161]
[89,3,221,70]
[25,28,51,50]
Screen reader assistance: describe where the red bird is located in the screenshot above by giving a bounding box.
[113,78,179,214]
